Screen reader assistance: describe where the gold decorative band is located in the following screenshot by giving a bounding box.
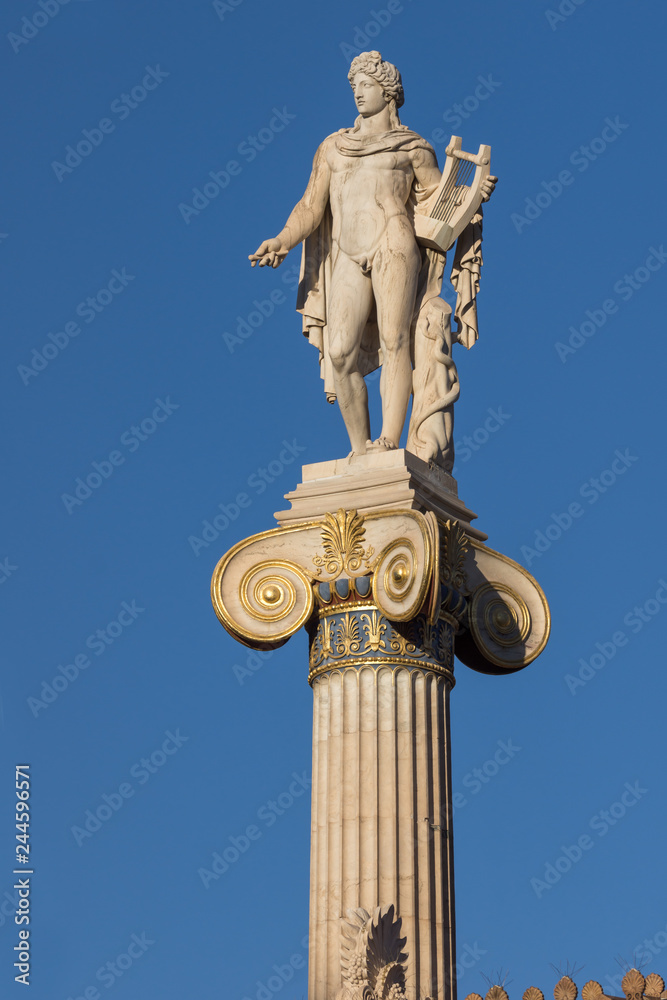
[308,657,456,686]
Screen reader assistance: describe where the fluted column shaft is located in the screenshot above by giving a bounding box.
[308,607,457,1000]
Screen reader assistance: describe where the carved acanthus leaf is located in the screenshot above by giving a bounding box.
[581,983,603,1000]
[340,905,408,1000]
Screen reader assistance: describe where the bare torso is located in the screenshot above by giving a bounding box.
[324,139,417,257]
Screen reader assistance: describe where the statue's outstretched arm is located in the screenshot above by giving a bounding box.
[249,141,332,268]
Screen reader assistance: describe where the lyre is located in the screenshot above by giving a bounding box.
[414,135,491,253]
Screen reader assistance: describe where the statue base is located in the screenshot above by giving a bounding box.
[274,448,487,541]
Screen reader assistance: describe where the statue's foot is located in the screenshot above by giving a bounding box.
[366,437,397,453]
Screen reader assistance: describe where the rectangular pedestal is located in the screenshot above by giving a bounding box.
[274,448,487,541]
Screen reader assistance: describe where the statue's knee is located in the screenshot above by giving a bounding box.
[330,347,351,373]
[380,330,410,356]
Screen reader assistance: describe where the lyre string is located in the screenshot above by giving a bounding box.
[431,157,475,222]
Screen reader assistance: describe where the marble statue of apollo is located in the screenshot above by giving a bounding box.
[249,51,496,464]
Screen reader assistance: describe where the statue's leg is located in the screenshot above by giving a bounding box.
[327,251,374,454]
[372,225,421,449]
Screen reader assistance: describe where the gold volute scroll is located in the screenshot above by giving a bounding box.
[456,539,551,674]
[211,508,550,672]
[211,509,436,650]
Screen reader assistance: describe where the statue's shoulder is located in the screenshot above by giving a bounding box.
[320,129,349,148]
[313,130,350,165]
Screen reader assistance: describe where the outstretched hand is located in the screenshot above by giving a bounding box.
[481,175,498,202]
[249,238,289,268]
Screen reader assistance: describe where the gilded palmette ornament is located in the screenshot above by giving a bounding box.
[313,508,373,578]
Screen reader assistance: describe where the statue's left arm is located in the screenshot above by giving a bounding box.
[411,146,443,209]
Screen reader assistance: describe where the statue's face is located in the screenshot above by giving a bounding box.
[352,73,387,117]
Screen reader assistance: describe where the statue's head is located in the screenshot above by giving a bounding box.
[348,51,404,127]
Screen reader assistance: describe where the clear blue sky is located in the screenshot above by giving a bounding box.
[2,0,666,997]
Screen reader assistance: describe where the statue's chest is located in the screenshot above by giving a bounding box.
[332,151,409,179]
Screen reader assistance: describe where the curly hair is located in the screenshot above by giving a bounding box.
[348,51,405,128]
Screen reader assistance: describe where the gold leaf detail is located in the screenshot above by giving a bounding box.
[554,977,578,1000]
[360,611,387,653]
[313,509,368,579]
[334,613,361,657]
